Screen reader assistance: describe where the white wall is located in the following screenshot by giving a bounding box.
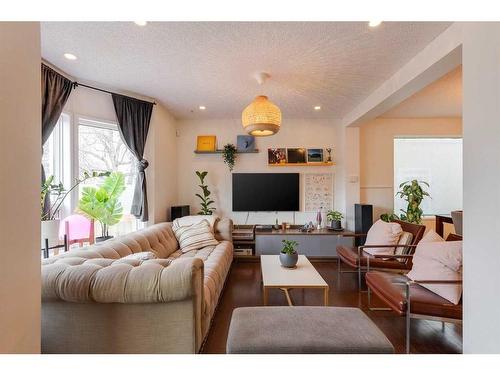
[146,102,178,223]
[462,22,500,354]
[176,118,346,226]
[0,22,41,353]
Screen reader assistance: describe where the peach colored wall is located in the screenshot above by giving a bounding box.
[359,117,462,220]
[0,22,41,353]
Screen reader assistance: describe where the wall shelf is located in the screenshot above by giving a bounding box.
[194,149,259,154]
[268,162,335,167]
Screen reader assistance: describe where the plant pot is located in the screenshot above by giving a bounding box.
[41,219,60,248]
[280,252,298,268]
[95,235,113,243]
[330,220,342,230]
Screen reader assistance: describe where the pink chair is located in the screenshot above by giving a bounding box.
[59,214,95,248]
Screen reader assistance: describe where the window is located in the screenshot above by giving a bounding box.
[77,118,140,237]
[394,137,462,216]
[42,113,72,218]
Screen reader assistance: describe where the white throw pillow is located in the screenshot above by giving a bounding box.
[407,240,463,305]
[173,215,219,230]
[122,251,157,261]
[173,219,219,253]
[363,219,403,256]
[420,229,445,243]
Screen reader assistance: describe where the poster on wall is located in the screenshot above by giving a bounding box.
[304,173,334,211]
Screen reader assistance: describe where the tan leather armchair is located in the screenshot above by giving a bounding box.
[337,220,426,290]
[365,234,462,353]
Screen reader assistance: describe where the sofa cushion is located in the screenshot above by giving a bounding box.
[407,240,463,304]
[122,251,157,261]
[173,219,219,253]
[364,220,403,256]
[173,215,219,230]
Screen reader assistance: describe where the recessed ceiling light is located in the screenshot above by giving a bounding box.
[369,21,382,27]
[314,106,321,111]
[64,53,77,60]
[134,21,147,26]
[199,106,206,110]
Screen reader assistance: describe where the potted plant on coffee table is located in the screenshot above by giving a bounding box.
[326,210,344,230]
[76,171,125,242]
[280,239,299,268]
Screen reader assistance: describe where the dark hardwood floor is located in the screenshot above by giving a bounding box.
[201,259,462,354]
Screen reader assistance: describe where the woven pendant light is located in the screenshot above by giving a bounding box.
[242,73,281,136]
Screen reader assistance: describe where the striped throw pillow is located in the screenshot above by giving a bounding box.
[173,219,219,253]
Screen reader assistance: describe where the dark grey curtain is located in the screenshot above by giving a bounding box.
[41,64,73,218]
[112,94,153,222]
[42,64,73,145]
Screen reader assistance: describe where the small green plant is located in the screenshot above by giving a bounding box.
[195,171,216,215]
[380,213,399,223]
[76,172,125,238]
[222,143,237,171]
[326,210,343,222]
[395,180,430,224]
[281,239,298,255]
[41,170,110,221]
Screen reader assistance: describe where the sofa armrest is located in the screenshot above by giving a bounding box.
[215,218,233,242]
[42,257,204,304]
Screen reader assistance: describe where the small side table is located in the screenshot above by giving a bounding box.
[435,214,453,237]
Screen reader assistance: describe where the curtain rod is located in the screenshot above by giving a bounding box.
[42,62,157,106]
[73,82,157,106]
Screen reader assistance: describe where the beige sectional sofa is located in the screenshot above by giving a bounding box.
[41,218,233,354]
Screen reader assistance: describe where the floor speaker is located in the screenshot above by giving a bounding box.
[354,204,373,246]
[171,205,190,221]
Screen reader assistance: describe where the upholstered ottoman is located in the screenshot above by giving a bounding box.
[226,306,394,354]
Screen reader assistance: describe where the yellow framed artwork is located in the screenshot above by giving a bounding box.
[196,135,217,151]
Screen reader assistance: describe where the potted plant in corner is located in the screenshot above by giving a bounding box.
[195,170,216,215]
[76,171,125,242]
[326,210,343,230]
[280,239,299,268]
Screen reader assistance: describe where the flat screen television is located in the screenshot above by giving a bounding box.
[232,173,300,211]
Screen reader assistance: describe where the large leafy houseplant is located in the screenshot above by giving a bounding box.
[395,180,430,224]
[77,172,125,240]
[195,171,216,215]
[41,170,110,221]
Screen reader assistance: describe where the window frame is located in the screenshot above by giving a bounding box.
[393,135,463,217]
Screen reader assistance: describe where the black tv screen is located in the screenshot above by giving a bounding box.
[232,173,300,211]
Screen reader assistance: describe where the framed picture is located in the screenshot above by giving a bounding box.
[286,148,307,163]
[237,135,255,151]
[196,135,216,151]
[268,148,287,164]
[307,148,324,163]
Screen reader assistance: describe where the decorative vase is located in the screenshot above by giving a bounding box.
[330,220,342,230]
[41,219,61,248]
[280,252,298,268]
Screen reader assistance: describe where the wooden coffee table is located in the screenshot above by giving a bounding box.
[260,255,329,306]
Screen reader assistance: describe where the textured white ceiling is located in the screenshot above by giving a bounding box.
[41,22,451,120]
[381,66,462,118]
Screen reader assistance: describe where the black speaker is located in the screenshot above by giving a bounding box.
[354,204,373,246]
[171,205,190,221]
